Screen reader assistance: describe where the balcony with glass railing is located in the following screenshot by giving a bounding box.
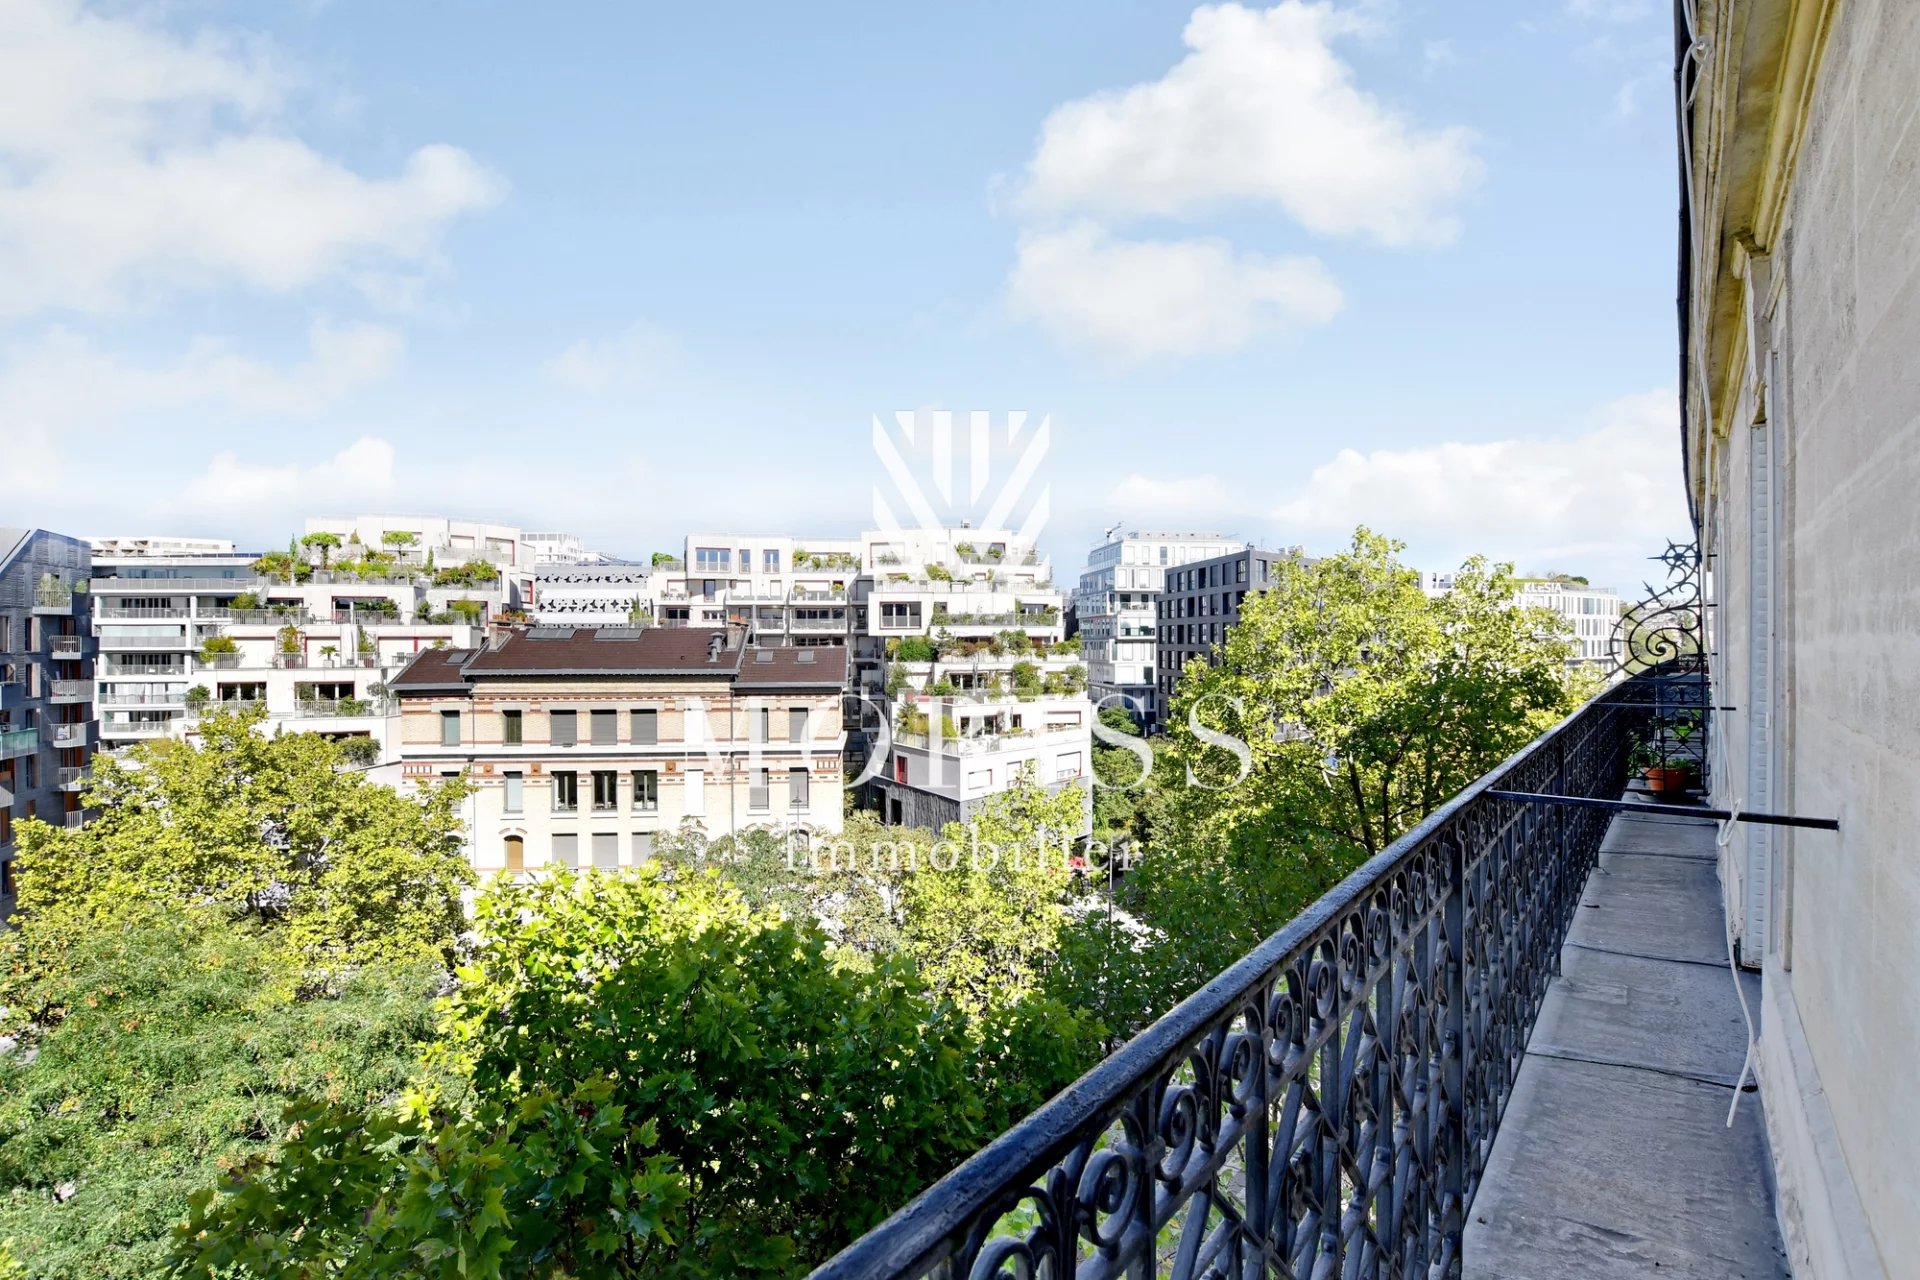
[817,666,1785,1280]
[0,728,38,760]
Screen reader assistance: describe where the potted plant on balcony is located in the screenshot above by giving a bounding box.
[1632,739,1687,798]
[184,685,210,715]
[198,634,239,666]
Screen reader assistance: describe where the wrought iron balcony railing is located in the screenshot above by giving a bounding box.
[815,672,1671,1280]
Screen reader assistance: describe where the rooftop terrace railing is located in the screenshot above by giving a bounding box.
[815,671,1678,1280]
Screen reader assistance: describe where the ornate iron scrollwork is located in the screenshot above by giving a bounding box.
[815,673,1648,1280]
[1610,540,1711,792]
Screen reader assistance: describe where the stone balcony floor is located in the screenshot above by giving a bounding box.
[1465,800,1790,1279]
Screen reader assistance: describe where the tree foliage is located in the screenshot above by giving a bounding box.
[12,706,472,975]
[0,909,440,1279]
[174,867,1100,1277]
[1108,529,1586,1025]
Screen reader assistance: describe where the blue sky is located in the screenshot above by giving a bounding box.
[3,0,1687,590]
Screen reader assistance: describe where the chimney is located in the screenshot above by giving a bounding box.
[707,632,724,663]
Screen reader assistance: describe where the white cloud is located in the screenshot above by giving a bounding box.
[0,319,402,437]
[1007,222,1342,362]
[0,0,502,318]
[1107,472,1248,522]
[1016,2,1482,246]
[543,322,681,391]
[1270,388,1690,583]
[183,437,397,515]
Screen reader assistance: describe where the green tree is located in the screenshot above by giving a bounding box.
[0,908,440,1279]
[1120,529,1583,1018]
[299,531,341,567]
[11,706,472,975]
[899,782,1086,1014]
[175,867,1099,1277]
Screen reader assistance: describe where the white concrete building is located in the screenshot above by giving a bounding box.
[86,535,236,558]
[302,515,536,611]
[1514,579,1623,665]
[523,532,617,565]
[390,627,847,876]
[874,691,1092,835]
[1076,531,1242,722]
[88,548,486,760]
[653,534,862,642]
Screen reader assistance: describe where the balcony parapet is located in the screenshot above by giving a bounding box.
[817,673,1667,1280]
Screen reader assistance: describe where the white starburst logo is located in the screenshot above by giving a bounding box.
[870,410,1051,542]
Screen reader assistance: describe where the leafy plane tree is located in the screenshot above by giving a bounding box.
[1101,528,1587,1026]
[11,705,472,974]
[173,867,1101,1279]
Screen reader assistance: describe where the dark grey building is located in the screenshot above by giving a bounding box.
[1153,545,1296,727]
[1,528,97,913]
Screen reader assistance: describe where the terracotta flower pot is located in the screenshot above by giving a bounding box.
[1646,767,1691,799]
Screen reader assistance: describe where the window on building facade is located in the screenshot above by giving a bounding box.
[752,707,769,742]
[592,832,618,868]
[788,766,809,808]
[503,835,524,873]
[684,766,704,814]
[552,833,578,868]
[789,707,810,741]
[591,709,617,746]
[749,767,770,811]
[763,549,780,573]
[694,547,729,572]
[1056,752,1083,780]
[894,755,908,784]
[440,710,460,746]
[591,770,618,811]
[632,708,658,743]
[632,831,654,861]
[550,709,577,746]
[632,769,658,810]
[502,709,522,744]
[552,770,578,812]
[503,771,523,814]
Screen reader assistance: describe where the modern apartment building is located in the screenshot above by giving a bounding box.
[0,529,97,912]
[89,545,486,757]
[652,534,862,642]
[1076,531,1243,723]
[867,691,1092,836]
[1514,578,1623,665]
[301,515,536,611]
[389,627,847,876]
[523,532,617,565]
[1153,545,1293,723]
[533,564,653,626]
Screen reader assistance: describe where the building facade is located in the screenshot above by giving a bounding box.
[0,529,97,912]
[1684,1,1915,1273]
[390,627,847,877]
[1076,531,1242,722]
[1153,546,1293,724]
[1513,578,1623,665]
[88,547,485,758]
